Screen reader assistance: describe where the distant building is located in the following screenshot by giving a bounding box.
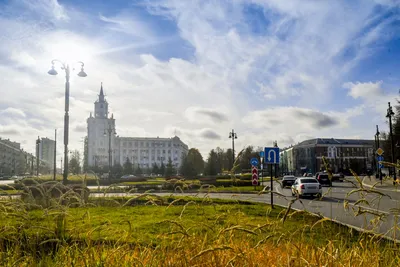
[0,137,32,176]
[86,84,189,171]
[36,137,55,167]
[280,138,375,175]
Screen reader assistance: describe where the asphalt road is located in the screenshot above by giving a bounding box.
[90,178,400,241]
[2,177,399,240]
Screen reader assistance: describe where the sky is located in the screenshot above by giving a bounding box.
[0,0,399,160]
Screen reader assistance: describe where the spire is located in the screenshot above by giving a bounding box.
[100,82,104,96]
[99,82,105,102]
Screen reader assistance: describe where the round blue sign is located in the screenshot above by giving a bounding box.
[250,158,259,166]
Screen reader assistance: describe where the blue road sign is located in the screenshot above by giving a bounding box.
[264,147,280,164]
[377,156,384,162]
[378,163,384,169]
[259,151,264,158]
[250,158,259,166]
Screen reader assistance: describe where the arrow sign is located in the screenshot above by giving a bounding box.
[377,156,384,162]
[264,147,280,164]
[250,158,259,166]
[252,166,258,185]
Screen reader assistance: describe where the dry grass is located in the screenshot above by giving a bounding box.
[1,164,400,266]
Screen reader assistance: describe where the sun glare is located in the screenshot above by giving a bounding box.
[47,39,94,66]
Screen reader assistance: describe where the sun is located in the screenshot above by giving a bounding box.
[45,33,96,65]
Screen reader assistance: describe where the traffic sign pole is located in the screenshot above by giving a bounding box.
[270,164,273,209]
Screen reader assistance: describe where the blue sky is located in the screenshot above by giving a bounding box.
[0,0,399,157]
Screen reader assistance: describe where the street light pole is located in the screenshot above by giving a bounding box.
[104,123,116,179]
[386,102,396,183]
[229,129,238,170]
[53,129,57,181]
[376,125,382,181]
[48,60,87,185]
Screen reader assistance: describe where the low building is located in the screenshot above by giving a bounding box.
[281,138,375,175]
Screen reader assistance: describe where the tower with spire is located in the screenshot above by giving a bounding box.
[86,83,117,167]
[94,82,108,118]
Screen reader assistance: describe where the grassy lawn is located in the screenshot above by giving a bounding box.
[1,195,399,266]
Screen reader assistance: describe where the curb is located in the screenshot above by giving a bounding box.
[362,177,400,192]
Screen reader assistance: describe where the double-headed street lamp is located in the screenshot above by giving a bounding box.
[229,129,238,170]
[386,102,396,182]
[104,123,116,179]
[48,60,87,185]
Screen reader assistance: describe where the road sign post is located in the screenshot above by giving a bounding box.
[264,147,280,209]
[252,166,258,190]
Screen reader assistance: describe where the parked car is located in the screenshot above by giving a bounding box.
[282,175,297,188]
[316,173,332,186]
[291,178,322,198]
[121,174,137,179]
[332,173,344,182]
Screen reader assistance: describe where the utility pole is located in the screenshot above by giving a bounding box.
[229,129,238,170]
[386,102,396,183]
[36,136,40,177]
[61,157,63,176]
[53,129,57,181]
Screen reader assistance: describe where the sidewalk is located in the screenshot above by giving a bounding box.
[362,175,400,191]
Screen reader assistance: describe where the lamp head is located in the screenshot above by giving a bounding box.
[77,67,87,77]
[48,66,58,76]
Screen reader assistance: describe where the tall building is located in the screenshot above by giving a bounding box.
[86,84,189,171]
[36,137,55,167]
[280,138,375,175]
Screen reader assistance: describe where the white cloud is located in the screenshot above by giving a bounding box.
[0,107,26,118]
[344,81,384,99]
[0,0,398,159]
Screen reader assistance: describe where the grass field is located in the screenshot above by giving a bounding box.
[1,193,400,266]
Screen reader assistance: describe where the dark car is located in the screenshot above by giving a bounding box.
[282,175,297,188]
[317,173,332,186]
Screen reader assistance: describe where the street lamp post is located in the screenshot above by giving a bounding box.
[48,60,87,185]
[376,125,382,181]
[229,129,238,170]
[386,102,396,183]
[104,123,116,179]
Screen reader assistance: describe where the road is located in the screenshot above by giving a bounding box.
[2,177,400,240]
[90,178,400,241]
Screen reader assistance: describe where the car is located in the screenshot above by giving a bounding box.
[291,178,322,198]
[282,175,297,188]
[316,173,332,186]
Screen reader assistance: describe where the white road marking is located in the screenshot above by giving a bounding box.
[347,202,390,215]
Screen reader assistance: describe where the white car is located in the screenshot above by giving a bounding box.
[291,178,322,198]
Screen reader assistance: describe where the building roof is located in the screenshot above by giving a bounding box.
[296,138,374,147]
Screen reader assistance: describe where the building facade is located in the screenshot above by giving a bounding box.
[86,84,189,171]
[280,138,375,175]
[0,137,34,176]
[36,137,55,167]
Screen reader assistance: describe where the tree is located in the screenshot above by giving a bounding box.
[123,157,133,175]
[205,149,219,175]
[159,162,165,176]
[134,164,142,175]
[152,163,159,174]
[112,163,123,179]
[179,148,204,178]
[165,158,175,177]
[69,150,81,174]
